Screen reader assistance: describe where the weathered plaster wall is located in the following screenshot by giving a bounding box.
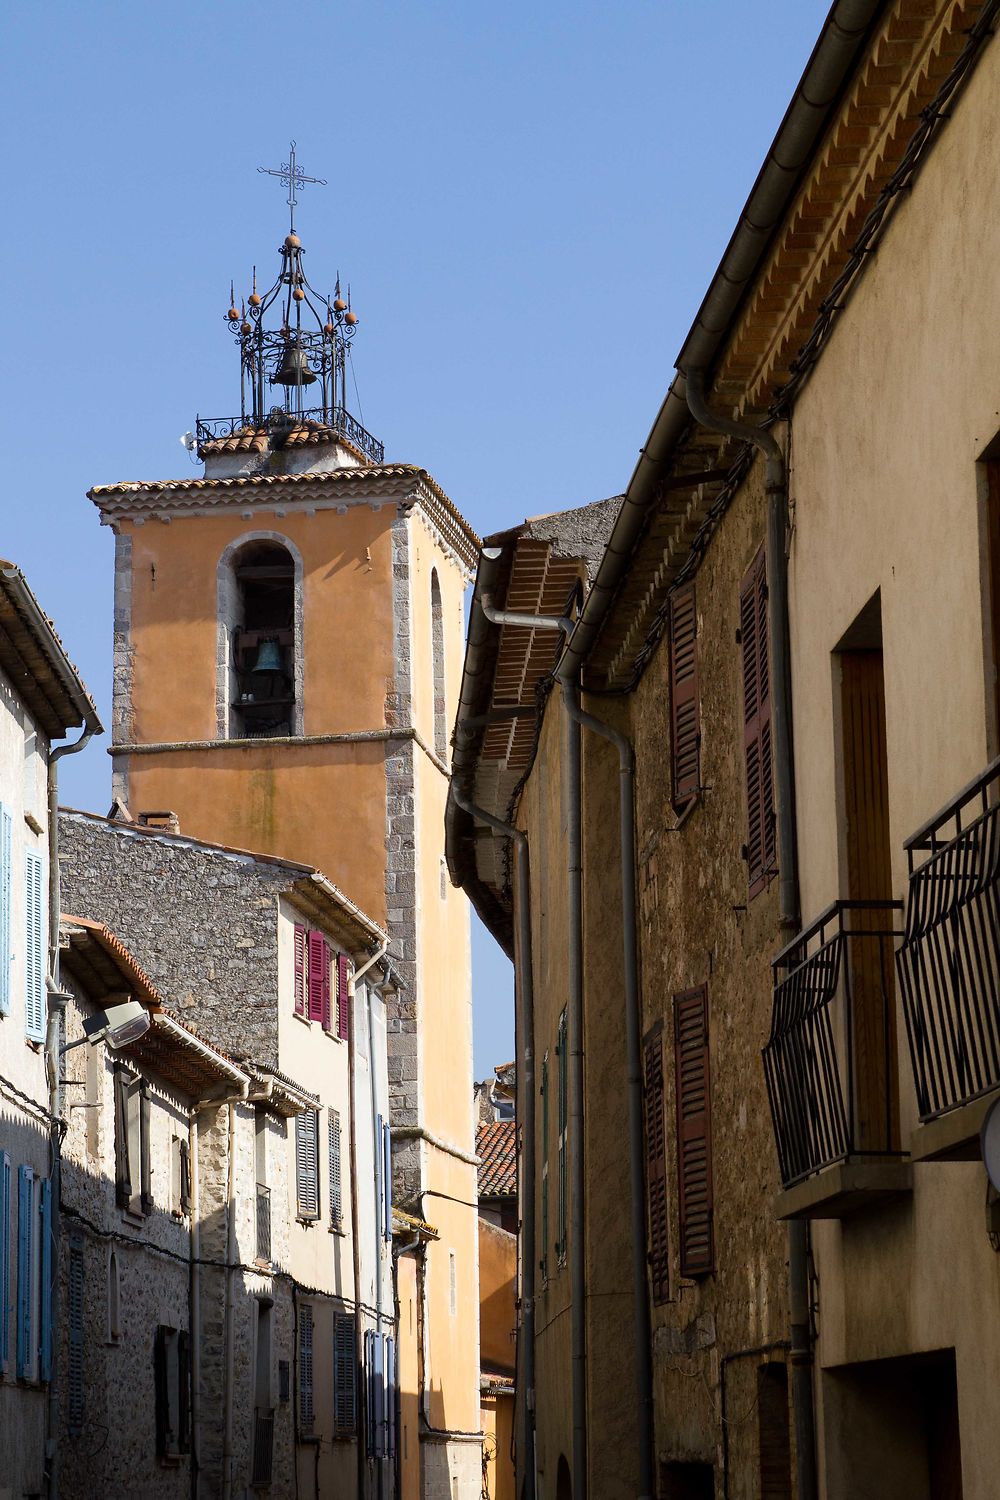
[785,30,1000,1500]
[478,1218,516,1376]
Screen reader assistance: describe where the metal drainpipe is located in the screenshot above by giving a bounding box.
[367,963,386,1500]
[554,694,653,1500]
[220,1085,250,1500]
[188,1106,202,1500]
[682,371,815,1500]
[451,783,537,1500]
[44,723,97,1500]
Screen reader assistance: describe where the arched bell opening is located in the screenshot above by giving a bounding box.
[217,533,304,740]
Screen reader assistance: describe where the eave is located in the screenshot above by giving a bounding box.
[0,563,103,741]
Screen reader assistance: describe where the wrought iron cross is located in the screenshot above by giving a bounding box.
[257,141,327,233]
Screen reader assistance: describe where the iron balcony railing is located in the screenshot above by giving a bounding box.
[897,757,1000,1122]
[256,1184,271,1263]
[763,900,905,1189]
[195,406,385,466]
[252,1411,274,1486]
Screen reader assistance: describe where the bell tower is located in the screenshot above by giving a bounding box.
[89,146,483,1497]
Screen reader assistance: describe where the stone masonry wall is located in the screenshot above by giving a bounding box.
[59,811,291,1066]
[385,513,421,1205]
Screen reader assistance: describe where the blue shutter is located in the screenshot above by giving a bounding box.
[39,1178,52,1381]
[0,806,11,1015]
[386,1336,396,1458]
[374,1332,384,1457]
[364,1330,374,1454]
[24,853,45,1042]
[382,1121,392,1243]
[374,1114,383,1239]
[16,1165,33,1378]
[0,1153,10,1369]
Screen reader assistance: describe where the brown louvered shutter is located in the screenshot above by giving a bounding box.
[740,549,776,899]
[643,1024,669,1304]
[674,986,713,1277]
[669,583,700,806]
[320,938,332,1032]
[294,924,306,1016]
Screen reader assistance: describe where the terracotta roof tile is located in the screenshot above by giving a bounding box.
[477,1120,516,1199]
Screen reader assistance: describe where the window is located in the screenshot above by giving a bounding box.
[757,1362,792,1500]
[16,1164,34,1379]
[333,1311,357,1435]
[337,954,351,1042]
[115,1070,151,1217]
[430,568,447,762]
[22,714,40,826]
[329,1109,343,1231]
[674,987,714,1278]
[739,549,776,898]
[224,539,297,740]
[556,1009,568,1264]
[256,1111,271,1262]
[644,1023,669,1305]
[0,804,11,1017]
[669,582,700,806]
[365,1330,397,1459]
[294,925,344,1037]
[295,1110,320,1221]
[154,1325,190,1460]
[298,1302,314,1431]
[253,1299,275,1485]
[24,851,44,1042]
[449,1251,457,1316]
[375,1113,392,1241]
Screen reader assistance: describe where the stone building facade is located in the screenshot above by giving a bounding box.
[58,809,396,1499]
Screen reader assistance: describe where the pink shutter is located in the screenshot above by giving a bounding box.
[337,955,351,1042]
[294,925,306,1016]
[308,931,325,1023]
[321,939,332,1032]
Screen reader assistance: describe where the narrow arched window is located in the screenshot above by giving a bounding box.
[431,569,447,761]
[218,537,301,740]
[107,1250,121,1344]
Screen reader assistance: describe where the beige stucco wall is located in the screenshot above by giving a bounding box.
[785,30,1000,1500]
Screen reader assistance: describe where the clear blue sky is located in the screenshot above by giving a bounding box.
[2,1,829,1077]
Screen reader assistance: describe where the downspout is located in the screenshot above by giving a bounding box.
[220,1083,250,1500]
[682,371,815,1500]
[44,721,97,1500]
[366,954,388,1500]
[188,1107,202,1500]
[353,940,387,1497]
[480,596,593,1499]
[348,973,367,1500]
[451,784,536,1500]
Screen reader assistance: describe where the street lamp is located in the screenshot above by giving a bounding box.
[61,999,151,1054]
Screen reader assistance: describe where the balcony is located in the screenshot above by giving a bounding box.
[897,759,1000,1161]
[763,901,911,1219]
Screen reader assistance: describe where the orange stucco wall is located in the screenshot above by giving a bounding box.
[478,1218,516,1376]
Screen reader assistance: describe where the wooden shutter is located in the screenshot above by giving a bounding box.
[643,1024,669,1304]
[67,1238,85,1432]
[307,931,326,1023]
[669,583,700,806]
[16,1165,32,1378]
[24,852,45,1041]
[740,550,776,898]
[293,923,306,1016]
[674,987,714,1277]
[758,1362,792,1500]
[296,1110,319,1220]
[140,1084,153,1215]
[0,1154,9,1370]
[299,1303,314,1428]
[337,954,351,1041]
[154,1326,169,1457]
[179,1140,191,1213]
[375,1113,385,1238]
[333,1311,357,1434]
[178,1329,191,1453]
[0,805,10,1016]
[386,1336,397,1458]
[328,1110,342,1229]
[113,1066,132,1208]
[39,1178,52,1381]
[557,1009,568,1259]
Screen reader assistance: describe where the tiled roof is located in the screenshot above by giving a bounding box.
[198,420,367,463]
[477,1120,516,1199]
[0,563,102,740]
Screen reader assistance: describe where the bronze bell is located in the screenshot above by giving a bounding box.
[251,638,284,673]
[270,339,317,387]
